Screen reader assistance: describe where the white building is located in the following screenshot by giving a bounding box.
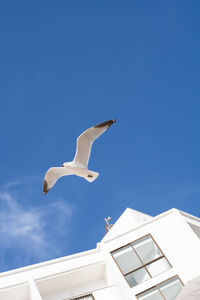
[0,208,200,300]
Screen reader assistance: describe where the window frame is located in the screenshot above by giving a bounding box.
[111,234,172,287]
[66,294,95,300]
[135,275,184,300]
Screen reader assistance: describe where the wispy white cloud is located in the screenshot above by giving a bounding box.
[0,178,74,271]
[0,175,41,189]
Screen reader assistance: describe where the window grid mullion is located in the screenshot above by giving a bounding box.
[130,244,153,278]
[130,243,145,265]
[157,285,167,300]
[144,265,152,278]
[142,255,165,278]
[123,254,165,276]
[136,276,183,300]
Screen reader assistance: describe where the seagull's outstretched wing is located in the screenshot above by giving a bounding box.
[73,119,116,168]
[43,167,72,194]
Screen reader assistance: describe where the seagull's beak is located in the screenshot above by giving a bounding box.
[61,164,64,167]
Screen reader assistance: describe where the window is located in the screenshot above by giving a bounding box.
[67,294,94,300]
[136,276,183,300]
[111,235,171,287]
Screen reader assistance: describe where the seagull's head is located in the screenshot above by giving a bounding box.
[61,162,68,167]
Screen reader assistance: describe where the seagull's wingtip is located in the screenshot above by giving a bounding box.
[43,180,50,195]
[95,119,117,129]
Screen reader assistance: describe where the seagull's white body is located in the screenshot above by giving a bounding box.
[43,119,116,194]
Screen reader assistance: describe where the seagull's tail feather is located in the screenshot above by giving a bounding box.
[84,171,99,182]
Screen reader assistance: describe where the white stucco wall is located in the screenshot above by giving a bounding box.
[0,208,199,300]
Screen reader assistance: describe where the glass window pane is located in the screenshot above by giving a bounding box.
[125,267,150,287]
[146,257,171,277]
[112,245,142,274]
[137,287,163,300]
[132,236,162,264]
[159,277,183,300]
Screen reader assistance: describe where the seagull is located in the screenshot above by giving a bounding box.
[43,119,116,194]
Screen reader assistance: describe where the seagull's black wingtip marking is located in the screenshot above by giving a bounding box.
[95,119,116,128]
[43,180,50,195]
[88,174,93,178]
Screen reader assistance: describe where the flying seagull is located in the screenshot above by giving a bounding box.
[43,119,116,194]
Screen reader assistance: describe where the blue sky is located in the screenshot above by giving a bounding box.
[0,0,200,272]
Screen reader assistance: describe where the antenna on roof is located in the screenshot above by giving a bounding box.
[104,216,113,235]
